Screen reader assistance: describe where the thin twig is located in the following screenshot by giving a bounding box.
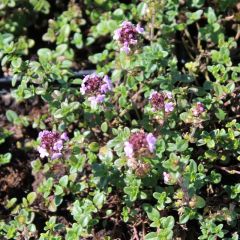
[178,176,190,204]
[216,165,240,175]
[150,13,155,42]
[184,28,197,51]
[181,36,195,60]
[142,222,145,240]
[235,24,240,40]
[133,226,140,240]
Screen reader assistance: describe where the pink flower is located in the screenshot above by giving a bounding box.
[37,130,68,160]
[114,21,144,54]
[163,172,171,184]
[192,102,205,116]
[37,146,49,158]
[149,91,165,111]
[53,140,63,151]
[51,152,63,160]
[101,75,113,93]
[146,133,157,152]
[60,132,69,141]
[124,130,156,158]
[164,102,174,113]
[165,91,173,99]
[113,28,121,40]
[124,142,134,158]
[121,44,131,54]
[80,73,112,107]
[149,91,175,113]
[88,94,106,109]
[136,24,144,34]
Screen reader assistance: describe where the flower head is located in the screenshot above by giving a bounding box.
[124,130,156,158]
[37,130,68,160]
[80,73,112,108]
[149,91,165,110]
[192,102,205,116]
[114,21,144,54]
[149,91,175,113]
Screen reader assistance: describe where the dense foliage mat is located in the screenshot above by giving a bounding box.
[0,0,240,239]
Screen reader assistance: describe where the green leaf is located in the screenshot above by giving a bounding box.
[124,185,139,202]
[215,108,226,120]
[55,196,63,207]
[206,139,215,149]
[186,10,203,24]
[27,192,37,205]
[143,204,160,222]
[6,110,18,123]
[207,7,217,24]
[122,206,129,222]
[72,33,83,49]
[101,122,108,133]
[113,8,124,18]
[58,24,71,43]
[210,171,222,184]
[6,198,17,209]
[176,138,188,152]
[191,0,204,7]
[59,175,68,188]
[56,44,68,55]
[137,2,148,16]
[179,212,190,224]
[11,57,22,68]
[190,195,206,209]
[144,232,159,240]
[37,48,52,61]
[93,192,105,209]
[89,142,100,152]
[0,153,11,165]
[161,216,175,229]
[55,185,64,196]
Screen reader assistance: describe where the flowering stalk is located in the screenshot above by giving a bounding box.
[124,130,156,177]
[149,91,175,128]
[178,176,190,205]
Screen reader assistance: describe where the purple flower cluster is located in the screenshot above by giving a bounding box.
[192,102,205,116]
[37,130,69,160]
[80,73,112,108]
[124,130,156,158]
[113,21,144,54]
[149,91,175,113]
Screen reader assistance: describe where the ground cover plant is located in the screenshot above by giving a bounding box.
[0,0,240,239]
